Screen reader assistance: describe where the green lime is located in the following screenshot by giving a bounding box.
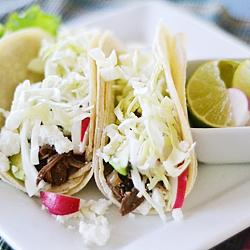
[218,60,239,88]
[186,60,235,128]
[232,59,250,99]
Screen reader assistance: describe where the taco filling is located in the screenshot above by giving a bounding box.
[35,145,87,186]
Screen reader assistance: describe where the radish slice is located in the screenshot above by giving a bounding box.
[169,168,188,220]
[40,191,81,215]
[227,88,250,126]
[173,168,187,209]
[81,117,90,142]
[71,117,90,155]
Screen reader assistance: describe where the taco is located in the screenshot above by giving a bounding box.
[91,24,197,221]
[0,26,102,197]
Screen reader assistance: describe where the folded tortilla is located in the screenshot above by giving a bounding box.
[0,27,102,196]
[0,28,53,129]
[92,24,197,220]
[155,24,197,196]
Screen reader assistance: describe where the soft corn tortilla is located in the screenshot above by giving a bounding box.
[0,28,102,196]
[169,32,188,119]
[0,28,54,129]
[0,161,93,196]
[154,24,197,195]
[93,24,197,214]
[93,32,122,202]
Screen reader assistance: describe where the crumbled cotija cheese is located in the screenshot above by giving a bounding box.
[42,198,112,246]
[79,220,110,246]
[0,129,20,156]
[0,152,10,171]
[11,165,18,173]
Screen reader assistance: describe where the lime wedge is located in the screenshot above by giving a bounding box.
[186,60,235,128]
[218,60,239,88]
[232,59,250,99]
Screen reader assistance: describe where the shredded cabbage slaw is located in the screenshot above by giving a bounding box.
[90,45,193,221]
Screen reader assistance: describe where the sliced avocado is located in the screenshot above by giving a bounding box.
[9,152,25,181]
[109,144,129,176]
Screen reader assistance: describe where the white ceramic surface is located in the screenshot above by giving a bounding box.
[1,1,250,250]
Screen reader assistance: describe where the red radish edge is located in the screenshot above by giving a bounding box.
[173,168,188,209]
[81,117,90,142]
[40,191,80,216]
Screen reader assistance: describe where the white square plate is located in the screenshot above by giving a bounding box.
[1,1,250,250]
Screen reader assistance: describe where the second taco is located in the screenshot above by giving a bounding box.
[91,24,197,221]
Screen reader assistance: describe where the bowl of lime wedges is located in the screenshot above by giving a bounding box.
[186,58,250,164]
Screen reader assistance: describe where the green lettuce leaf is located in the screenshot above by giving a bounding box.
[1,5,61,38]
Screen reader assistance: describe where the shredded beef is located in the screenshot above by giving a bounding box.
[104,161,145,216]
[35,145,86,186]
[120,187,145,216]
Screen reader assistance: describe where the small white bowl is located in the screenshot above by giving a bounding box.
[187,58,250,164]
[191,127,250,164]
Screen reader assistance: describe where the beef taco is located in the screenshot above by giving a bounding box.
[0,26,102,197]
[91,24,197,221]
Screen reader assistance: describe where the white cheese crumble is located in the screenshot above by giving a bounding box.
[38,125,73,154]
[172,208,183,221]
[135,200,152,215]
[42,198,112,246]
[11,165,18,173]
[79,220,110,246]
[0,151,10,171]
[0,129,20,156]
[178,140,190,152]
